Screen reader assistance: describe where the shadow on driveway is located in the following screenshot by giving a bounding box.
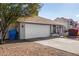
[4,37,57,44]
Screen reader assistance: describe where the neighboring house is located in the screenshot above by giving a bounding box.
[17,16,65,39]
[76,22,79,28]
[54,17,77,30]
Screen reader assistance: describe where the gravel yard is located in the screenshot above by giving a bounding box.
[0,42,78,56]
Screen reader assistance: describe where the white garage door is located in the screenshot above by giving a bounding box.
[25,24,50,39]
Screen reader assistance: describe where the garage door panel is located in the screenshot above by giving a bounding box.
[25,24,50,39]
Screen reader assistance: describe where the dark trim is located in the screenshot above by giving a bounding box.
[50,24,52,37]
[19,36,51,41]
[18,23,20,39]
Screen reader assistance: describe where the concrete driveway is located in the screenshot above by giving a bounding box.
[35,38,79,55]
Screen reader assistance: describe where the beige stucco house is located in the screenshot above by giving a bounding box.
[17,16,65,39]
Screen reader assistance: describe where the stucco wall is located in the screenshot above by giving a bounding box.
[19,23,25,39]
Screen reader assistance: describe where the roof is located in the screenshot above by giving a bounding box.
[17,16,64,25]
[54,17,74,23]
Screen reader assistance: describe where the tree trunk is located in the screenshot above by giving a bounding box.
[0,18,6,44]
[1,31,5,44]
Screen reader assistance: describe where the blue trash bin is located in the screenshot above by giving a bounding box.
[8,29,17,40]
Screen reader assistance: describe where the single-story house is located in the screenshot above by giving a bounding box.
[17,16,65,39]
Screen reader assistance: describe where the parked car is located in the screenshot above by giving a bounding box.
[68,28,79,37]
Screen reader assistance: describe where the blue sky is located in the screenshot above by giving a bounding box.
[39,3,79,22]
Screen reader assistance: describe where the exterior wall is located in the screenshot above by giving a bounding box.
[19,23,25,39]
[19,23,65,39]
[24,23,50,39]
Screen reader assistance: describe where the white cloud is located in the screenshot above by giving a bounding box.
[76,15,79,17]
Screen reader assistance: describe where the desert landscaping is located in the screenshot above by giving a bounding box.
[0,3,79,56]
[0,39,78,56]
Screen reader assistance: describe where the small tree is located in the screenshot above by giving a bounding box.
[0,3,42,44]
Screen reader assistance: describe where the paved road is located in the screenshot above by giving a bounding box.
[35,38,79,55]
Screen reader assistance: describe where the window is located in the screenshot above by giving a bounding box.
[70,21,73,25]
